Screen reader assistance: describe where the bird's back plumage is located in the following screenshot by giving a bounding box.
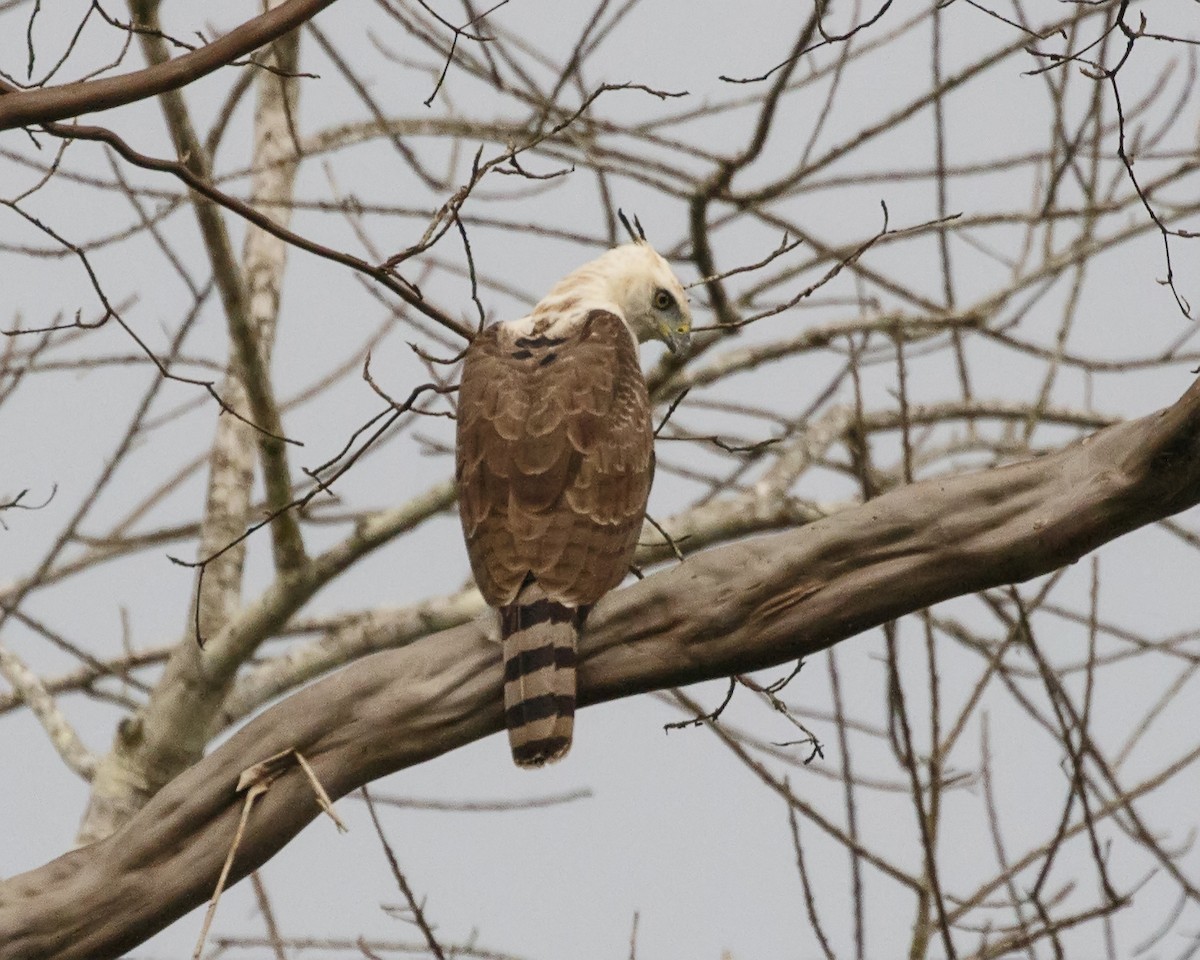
[456,308,654,766]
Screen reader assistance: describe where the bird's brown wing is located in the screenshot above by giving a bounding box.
[456,309,654,608]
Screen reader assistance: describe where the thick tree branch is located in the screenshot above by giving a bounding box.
[3,377,1200,960]
[76,0,311,846]
[73,478,455,849]
[0,0,338,131]
[130,0,307,574]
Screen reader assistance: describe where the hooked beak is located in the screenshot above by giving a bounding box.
[664,326,692,355]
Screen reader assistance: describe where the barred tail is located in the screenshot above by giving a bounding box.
[500,587,586,768]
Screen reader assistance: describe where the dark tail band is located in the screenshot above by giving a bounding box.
[500,590,588,768]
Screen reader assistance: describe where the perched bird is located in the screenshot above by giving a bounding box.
[455,238,692,766]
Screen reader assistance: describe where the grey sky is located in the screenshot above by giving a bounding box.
[3,1,1200,958]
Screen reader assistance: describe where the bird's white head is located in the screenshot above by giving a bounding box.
[537,241,693,354]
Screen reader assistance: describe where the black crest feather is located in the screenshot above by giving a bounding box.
[616,208,647,244]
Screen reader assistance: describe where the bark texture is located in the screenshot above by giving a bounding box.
[3,377,1200,960]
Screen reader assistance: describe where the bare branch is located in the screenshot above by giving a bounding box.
[0,0,339,130]
[0,641,97,779]
[4,375,1200,959]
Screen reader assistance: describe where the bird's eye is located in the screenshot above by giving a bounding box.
[653,288,675,311]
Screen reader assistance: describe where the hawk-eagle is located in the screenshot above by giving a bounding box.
[455,240,692,766]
